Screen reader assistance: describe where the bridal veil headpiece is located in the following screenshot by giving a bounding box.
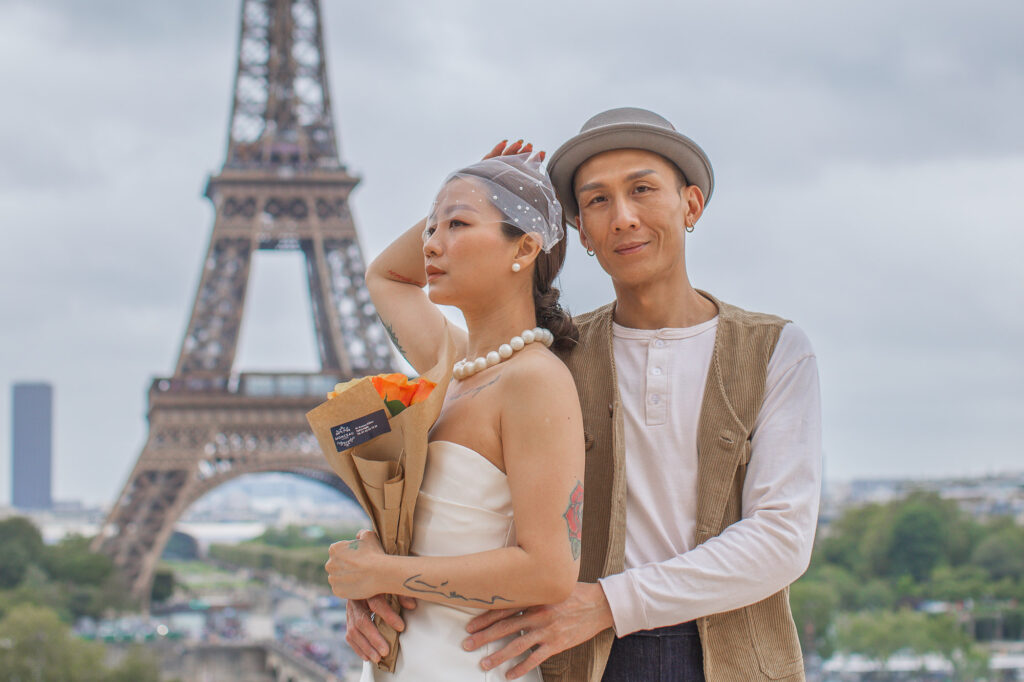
[427,153,565,252]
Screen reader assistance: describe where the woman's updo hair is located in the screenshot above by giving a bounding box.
[459,157,578,351]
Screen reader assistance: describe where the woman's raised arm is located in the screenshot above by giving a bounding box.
[366,141,536,374]
[366,218,466,375]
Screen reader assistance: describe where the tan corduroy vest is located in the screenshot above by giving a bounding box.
[544,291,805,682]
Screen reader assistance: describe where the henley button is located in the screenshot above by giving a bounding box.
[651,367,663,375]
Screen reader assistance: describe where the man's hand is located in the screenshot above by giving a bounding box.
[344,593,417,664]
[462,582,614,679]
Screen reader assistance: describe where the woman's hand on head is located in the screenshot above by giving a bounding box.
[325,529,386,601]
[484,139,545,165]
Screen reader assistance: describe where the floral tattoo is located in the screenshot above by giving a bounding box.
[563,480,584,560]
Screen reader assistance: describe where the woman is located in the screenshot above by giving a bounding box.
[325,141,585,681]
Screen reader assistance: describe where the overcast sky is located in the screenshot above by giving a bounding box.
[1,0,1021,506]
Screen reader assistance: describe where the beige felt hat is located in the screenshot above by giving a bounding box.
[547,107,714,219]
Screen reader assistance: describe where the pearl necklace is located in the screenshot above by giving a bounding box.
[453,327,554,380]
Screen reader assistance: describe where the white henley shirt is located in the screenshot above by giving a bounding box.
[598,317,822,636]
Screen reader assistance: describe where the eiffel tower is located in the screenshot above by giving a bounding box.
[93,0,395,603]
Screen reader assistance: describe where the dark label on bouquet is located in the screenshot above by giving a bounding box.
[330,409,391,451]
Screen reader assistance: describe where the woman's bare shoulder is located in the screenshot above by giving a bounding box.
[499,348,579,409]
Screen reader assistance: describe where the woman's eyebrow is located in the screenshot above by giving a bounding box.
[442,203,480,217]
[430,201,481,220]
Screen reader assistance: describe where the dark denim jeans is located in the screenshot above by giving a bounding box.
[601,621,705,682]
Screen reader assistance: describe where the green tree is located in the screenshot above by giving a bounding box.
[853,578,894,610]
[0,543,31,589]
[886,498,947,581]
[860,507,896,578]
[825,493,979,584]
[802,563,860,610]
[0,518,45,589]
[927,565,991,602]
[971,525,1024,581]
[105,645,162,682]
[836,611,921,661]
[818,503,885,577]
[42,535,114,585]
[150,569,175,603]
[835,610,907,664]
[0,604,107,682]
[790,580,838,657]
[1,565,69,621]
[0,517,45,561]
[834,608,986,679]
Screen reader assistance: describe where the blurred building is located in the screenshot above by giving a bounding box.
[823,471,1024,524]
[11,382,53,509]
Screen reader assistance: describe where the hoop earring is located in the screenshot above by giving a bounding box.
[586,249,595,257]
[685,224,695,234]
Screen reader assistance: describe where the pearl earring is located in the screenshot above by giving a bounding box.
[512,262,521,272]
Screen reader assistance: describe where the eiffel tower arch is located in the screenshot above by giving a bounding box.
[93,0,396,604]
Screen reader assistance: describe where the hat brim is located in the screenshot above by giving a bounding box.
[548,123,714,221]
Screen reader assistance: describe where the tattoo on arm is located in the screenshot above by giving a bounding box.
[402,574,512,606]
[388,269,425,287]
[381,319,407,360]
[348,539,360,550]
[563,480,584,561]
[448,373,502,401]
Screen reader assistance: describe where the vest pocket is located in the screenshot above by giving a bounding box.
[743,589,805,679]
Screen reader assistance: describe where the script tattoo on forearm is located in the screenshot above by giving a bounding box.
[563,480,584,561]
[448,373,502,401]
[402,574,512,606]
[381,319,407,360]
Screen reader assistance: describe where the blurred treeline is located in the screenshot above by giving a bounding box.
[0,516,165,681]
[793,491,1024,670]
[208,523,360,585]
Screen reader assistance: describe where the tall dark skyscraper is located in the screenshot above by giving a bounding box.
[11,382,53,509]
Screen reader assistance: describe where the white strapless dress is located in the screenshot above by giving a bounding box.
[360,441,541,682]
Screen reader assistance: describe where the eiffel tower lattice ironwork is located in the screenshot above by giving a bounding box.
[93,0,396,603]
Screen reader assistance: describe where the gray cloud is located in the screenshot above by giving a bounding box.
[1,0,1021,504]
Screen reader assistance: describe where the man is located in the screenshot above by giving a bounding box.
[341,108,822,681]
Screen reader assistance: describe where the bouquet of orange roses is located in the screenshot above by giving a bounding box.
[305,334,455,672]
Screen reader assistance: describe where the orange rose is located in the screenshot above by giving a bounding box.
[373,374,436,416]
[324,373,436,416]
[409,378,435,406]
[371,374,413,405]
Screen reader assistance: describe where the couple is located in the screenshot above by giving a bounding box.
[325,107,823,682]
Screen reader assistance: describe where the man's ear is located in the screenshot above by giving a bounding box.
[576,216,591,251]
[683,186,706,228]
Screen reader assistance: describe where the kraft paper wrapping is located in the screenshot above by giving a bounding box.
[305,332,455,672]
